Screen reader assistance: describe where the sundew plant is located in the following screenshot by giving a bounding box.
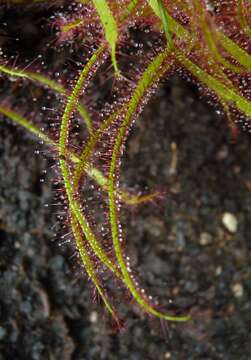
[0,0,250,327]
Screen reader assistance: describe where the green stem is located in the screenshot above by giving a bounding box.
[108,48,190,322]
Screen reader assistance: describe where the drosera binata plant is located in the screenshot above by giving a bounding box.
[0,0,250,327]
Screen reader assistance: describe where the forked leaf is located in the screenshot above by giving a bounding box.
[92,0,119,74]
[58,46,122,279]
[0,64,93,133]
[0,105,156,206]
[70,216,120,325]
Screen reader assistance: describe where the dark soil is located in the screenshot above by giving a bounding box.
[0,4,251,360]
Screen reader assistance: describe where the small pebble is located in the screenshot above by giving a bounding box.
[231,283,244,298]
[215,266,222,276]
[222,212,238,233]
[216,145,228,161]
[164,352,171,359]
[90,311,98,323]
[199,232,213,246]
[14,241,21,249]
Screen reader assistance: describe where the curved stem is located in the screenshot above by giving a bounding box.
[108,48,190,322]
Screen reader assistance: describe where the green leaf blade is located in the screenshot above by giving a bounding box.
[148,0,173,47]
[92,0,119,74]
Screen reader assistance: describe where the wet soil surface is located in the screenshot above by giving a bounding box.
[0,4,251,360]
